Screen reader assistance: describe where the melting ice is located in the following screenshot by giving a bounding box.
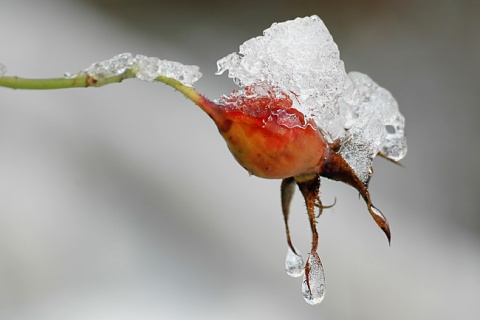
[285,247,305,277]
[302,252,325,305]
[72,53,202,87]
[216,15,407,183]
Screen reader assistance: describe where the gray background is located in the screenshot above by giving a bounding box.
[1,0,479,319]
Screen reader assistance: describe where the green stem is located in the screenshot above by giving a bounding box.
[156,75,204,106]
[0,70,210,111]
[0,70,136,90]
[157,75,221,121]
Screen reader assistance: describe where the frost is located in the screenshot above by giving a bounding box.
[72,53,202,87]
[216,15,407,183]
[0,63,6,77]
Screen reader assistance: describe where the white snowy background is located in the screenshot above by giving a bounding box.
[0,1,479,319]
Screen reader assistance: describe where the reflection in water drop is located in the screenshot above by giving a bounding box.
[302,252,325,305]
[371,205,385,220]
[285,247,304,277]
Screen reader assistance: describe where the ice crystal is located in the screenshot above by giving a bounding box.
[72,53,202,87]
[216,15,407,182]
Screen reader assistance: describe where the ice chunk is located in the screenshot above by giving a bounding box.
[285,247,305,278]
[0,63,6,77]
[83,53,135,79]
[216,15,407,182]
[72,53,202,87]
[216,15,348,138]
[302,252,325,305]
[339,72,407,181]
[134,55,161,81]
[134,55,202,85]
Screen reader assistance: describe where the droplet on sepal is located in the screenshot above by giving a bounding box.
[302,252,325,305]
[285,247,304,277]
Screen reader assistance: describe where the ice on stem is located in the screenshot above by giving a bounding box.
[285,247,305,278]
[81,52,134,79]
[302,252,325,305]
[134,54,202,84]
[71,53,202,87]
[216,15,407,183]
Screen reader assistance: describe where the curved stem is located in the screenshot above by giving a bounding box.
[156,76,220,121]
[321,148,391,244]
[281,177,297,254]
[295,174,321,296]
[295,174,320,253]
[0,71,220,121]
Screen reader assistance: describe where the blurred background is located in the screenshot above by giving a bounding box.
[0,0,479,319]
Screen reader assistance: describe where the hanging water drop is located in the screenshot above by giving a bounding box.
[302,252,325,305]
[285,247,304,277]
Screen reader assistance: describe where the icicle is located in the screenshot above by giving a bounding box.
[285,247,304,277]
[302,252,325,305]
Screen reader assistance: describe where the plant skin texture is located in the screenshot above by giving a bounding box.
[0,16,406,304]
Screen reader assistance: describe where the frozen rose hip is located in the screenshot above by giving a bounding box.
[213,85,329,179]
[190,83,390,243]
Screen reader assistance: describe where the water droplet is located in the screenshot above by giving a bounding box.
[302,252,325,305]
[285,247,304,277]
[370,205,385,220]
